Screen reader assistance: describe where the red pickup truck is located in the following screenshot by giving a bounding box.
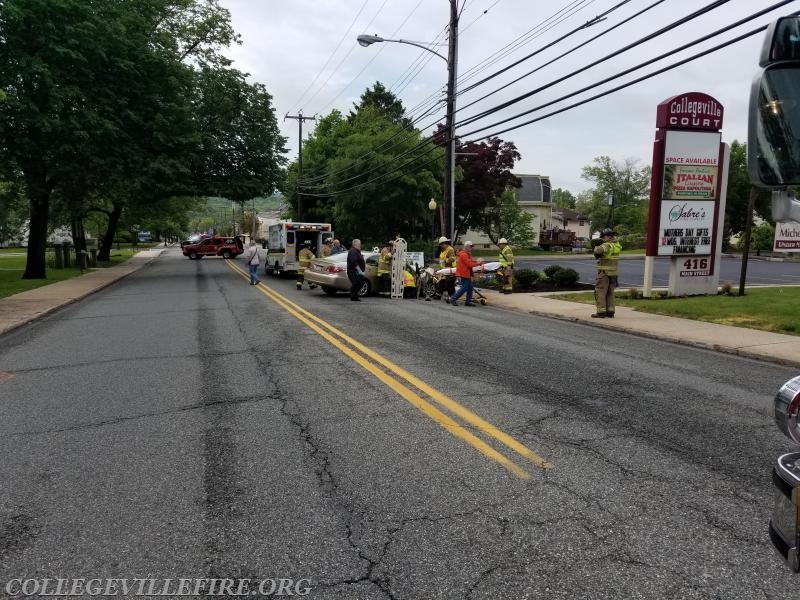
[182,236,244,259]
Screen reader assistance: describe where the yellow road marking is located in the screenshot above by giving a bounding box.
[226,262,552,477]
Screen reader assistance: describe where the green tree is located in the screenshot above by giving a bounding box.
[350,81,409,126]
[477,189,534,246]
[327,106,441,241]
[453,136,521,240]
[290,87,443,241]
[742,221,775,255]
[724,140,771,247]
[1,0,283,274]
[125,196,203,243]
[0,179,27,245]
[0,0,201,275]
[551,188,576,209]
[577,156,650,234]
[285,110,347,223]
[192,65,287,203]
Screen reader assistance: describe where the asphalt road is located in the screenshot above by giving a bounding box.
[0,248,798,599]
[516,254,800,289]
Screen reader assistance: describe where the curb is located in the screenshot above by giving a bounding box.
[525,308,800,369]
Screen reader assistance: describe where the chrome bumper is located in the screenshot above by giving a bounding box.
[770,452,800,572]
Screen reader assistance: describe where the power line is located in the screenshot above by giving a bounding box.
[456,0,667,115]
[458,0,634,97]
[298,25,750,201]
[298,7,792,200]
[462,13,797,143]
[296,0,611,185]
[456,0,736,130]
[456,0,596,87]
[295,2,784,198]
[286,0,372,115]
[300,145,443,198]
[308,0,428,117]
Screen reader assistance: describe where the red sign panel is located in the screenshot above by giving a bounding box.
[655,92,724,131]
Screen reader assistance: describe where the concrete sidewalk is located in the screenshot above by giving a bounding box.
[2,248,799,368]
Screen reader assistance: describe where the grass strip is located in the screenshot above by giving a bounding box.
[0,248,142,299]
[554,287,800,335]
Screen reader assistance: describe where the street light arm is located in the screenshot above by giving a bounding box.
[356,34,447,62]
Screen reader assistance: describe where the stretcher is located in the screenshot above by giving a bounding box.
[434,262,501,306]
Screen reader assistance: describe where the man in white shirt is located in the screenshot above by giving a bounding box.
[243,241,261,285]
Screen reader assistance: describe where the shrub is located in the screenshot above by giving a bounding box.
[619,234,646,250]
[514,268,538,289]
[478,273,501,289]
[543,264,563,280]
[551,267,579,287]
[627,287,642,299]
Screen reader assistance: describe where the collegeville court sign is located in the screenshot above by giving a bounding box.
[644,92,730,296]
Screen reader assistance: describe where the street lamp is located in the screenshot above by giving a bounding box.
[357,0,458,242]
[356,35,448,61]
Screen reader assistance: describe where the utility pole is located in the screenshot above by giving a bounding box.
[445,0,458,242]
[285,112,316,221]
[738,187,757,296]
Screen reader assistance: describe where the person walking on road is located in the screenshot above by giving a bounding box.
[243,240,261,285]
[347,239,366,301]
[497,237,514,294]
[592,228,621,318]
[450,241,483,307]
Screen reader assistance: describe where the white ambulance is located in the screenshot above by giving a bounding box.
[265,221,333,276]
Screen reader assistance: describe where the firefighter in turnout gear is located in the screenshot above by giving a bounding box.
[297,241,317,290]
[377,242,393,296]
[320,238,333,258]
[497,238,514,294]
[403,264,418,298]
[592,228,621,318]
[434,236,456,300]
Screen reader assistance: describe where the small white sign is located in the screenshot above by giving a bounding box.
[774,221,800,252]
[405,251,425,267]
[657,201,715,256]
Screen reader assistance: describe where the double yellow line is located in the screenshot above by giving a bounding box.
[227,262,553,479]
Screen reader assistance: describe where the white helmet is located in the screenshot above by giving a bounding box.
[498,238,508,244]
[437,236,450,244]
[463,240,474,247]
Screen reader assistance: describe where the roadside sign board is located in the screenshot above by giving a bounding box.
[774,221,800,252]
[645,92,728,296]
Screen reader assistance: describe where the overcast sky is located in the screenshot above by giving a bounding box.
[219,0,792,194]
